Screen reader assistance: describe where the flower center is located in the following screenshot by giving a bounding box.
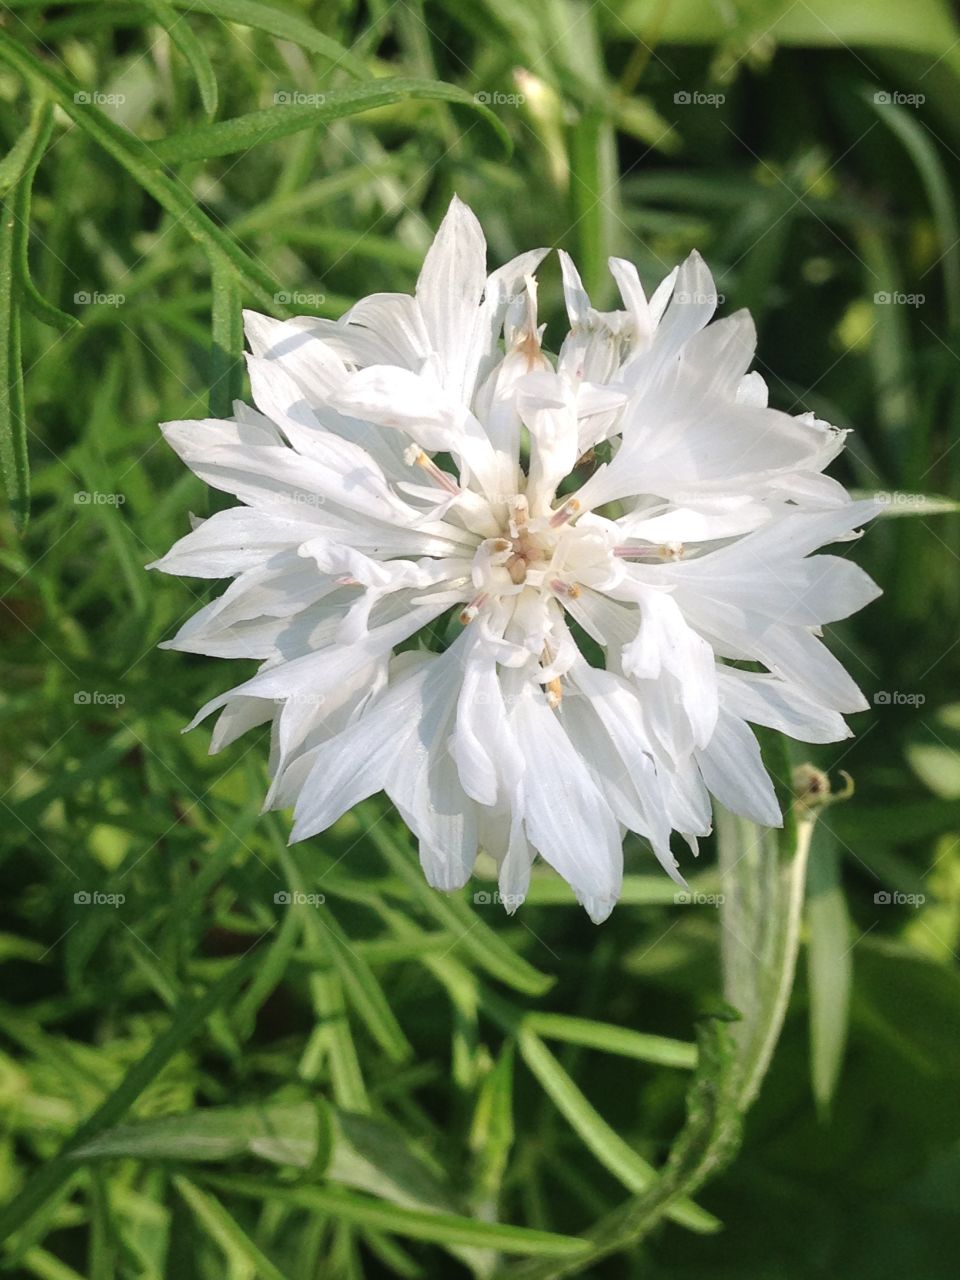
[459,494,604,627]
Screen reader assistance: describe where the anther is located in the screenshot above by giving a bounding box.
[404,444,460,495]
[459,593,488,624]
[550,578,581,599]
[549,497,580,527]
[546,677,563,709]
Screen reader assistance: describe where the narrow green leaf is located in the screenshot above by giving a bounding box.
[0,197,28,531]
[142,0,219,119]
[173,1176,291,1280]
[199,1175,590,1258]
[856,489,960,516]
[168,0,368,79]
[865,86,960,329]
[0,34,283,311]
[0,946,262,1244]
[497,1017,739,1280]
[149,77,510,165]
[282,848,413,1064]
[364,814,554,997]
[523,1013,697,1069]
[516,1029,718,1234]
[0,98,50,198]
[806,824,853,1116]
[208,259,244,419]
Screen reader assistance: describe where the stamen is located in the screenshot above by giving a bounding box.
[506,554,528,585]
[404,445,461,495]
[334,575,360,586]
[546,677,563,709]
[459,592,488,624]
[613,543,685,561]
[549,497,581,527]
[550,578,581,599]
[509,494,529,537]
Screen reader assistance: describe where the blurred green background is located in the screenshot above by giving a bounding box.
[2,1,960,1276]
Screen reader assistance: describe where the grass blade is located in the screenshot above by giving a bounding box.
[516,1028,718,1234]
[198,1174,591,1258]
[142,0,219,119]
[149,77,510,165]
[0,946,262,1245]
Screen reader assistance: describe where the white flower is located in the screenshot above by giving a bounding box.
[152,196,880,922]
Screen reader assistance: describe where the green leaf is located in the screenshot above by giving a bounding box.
[198,1174,591,1258]
[10,103,79,333]
[168,0,368,80]
[806,823,853,1116]
[0,33,283,311]
[0,947,262,1245]
[516,1028,717,1234]
[859,490,960,516]
[523,1013,697,1069]
[0,98,50,198]
[865,87,960,330]
[717,797,815,1109]
[495,1016,739,1280]
[281,848,413,1065]
[142,0,219,118]
[364,813,554,998]
[173,1176,291,1280]
[208,260,244,420]
[149,77,510,165]
[607,0,960,56]
[0,195,27,531]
